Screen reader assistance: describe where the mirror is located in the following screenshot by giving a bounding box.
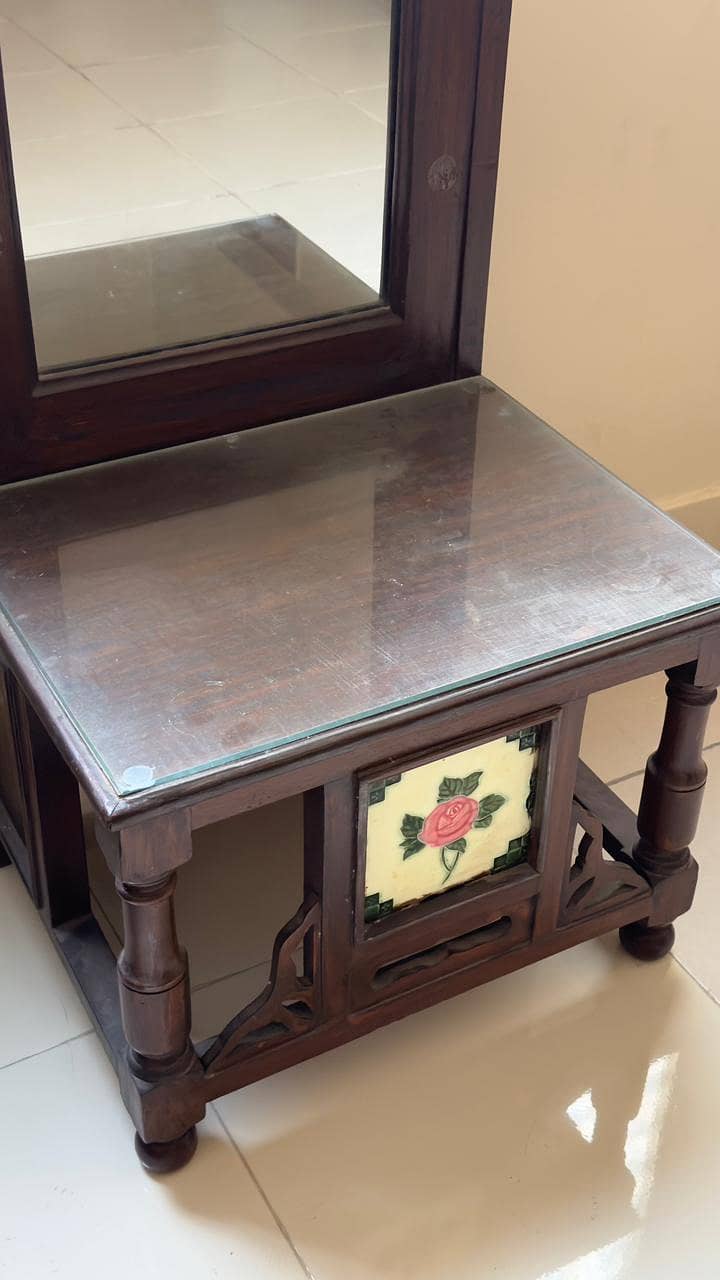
[1,0,393,372]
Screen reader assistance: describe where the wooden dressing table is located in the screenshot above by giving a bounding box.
[1,376,719,1171]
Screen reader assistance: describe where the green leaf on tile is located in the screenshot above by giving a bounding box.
[479,793,506,815]
[438,776,464,800]
[401,813,424,837]
[445,837,467,854]
[401,836,425,860]
[460,771,483,796]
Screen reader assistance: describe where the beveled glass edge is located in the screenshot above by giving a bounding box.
[37,297,382,379]
[5,597,715,799]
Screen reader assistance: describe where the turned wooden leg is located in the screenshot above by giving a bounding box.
[116,869,200,1171]
[94,809,205,1171]
[620,662,716,960]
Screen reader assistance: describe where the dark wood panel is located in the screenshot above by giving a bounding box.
[6,676,89,926]
[457,0,514,373]
[575,759,638,859]
[0,50,35,476]
[392,0,485,363]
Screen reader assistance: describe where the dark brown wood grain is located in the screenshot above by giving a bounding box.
[532,699,587,937]
[2,379,719,822]
[304,781,356,1020]
[112,825,206,1165]
[4,672,88,925]
[621,662,717,957]
[96,809,193,884]
[457,0,514,374]
[0,49,35,478]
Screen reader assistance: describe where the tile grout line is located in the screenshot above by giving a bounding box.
[601,737,720,791]
[211,1103,317,1280]
[192,958,268,996]
[606,767,644,788]
[0,1027,94,1074]
[671,952,720,1011]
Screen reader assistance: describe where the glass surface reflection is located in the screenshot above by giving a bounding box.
[1,379,720,795]
[1,0,393,370]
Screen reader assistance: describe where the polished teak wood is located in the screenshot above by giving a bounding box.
[1,379,719,1171]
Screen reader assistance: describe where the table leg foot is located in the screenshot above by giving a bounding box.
[619,920,675,961]
[134,1125,198,1174]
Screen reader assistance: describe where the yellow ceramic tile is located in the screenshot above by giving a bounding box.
[363,727,539,919]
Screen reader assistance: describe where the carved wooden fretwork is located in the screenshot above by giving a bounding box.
[202,895,320,1076]
[560,800,649,925]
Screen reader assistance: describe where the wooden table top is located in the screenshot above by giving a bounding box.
[1,378,719,811]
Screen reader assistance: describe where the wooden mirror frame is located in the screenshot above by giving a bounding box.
[0,0,512,482]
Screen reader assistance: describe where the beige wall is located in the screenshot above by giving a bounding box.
[483,0,720,515]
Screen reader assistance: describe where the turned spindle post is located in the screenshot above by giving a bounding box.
[95,809,204,1172]
[621,662,716,960]
[116,869,199,1171]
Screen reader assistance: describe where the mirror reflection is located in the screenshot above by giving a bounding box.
[1,0,392,371]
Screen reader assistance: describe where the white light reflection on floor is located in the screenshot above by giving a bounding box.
[565,1088,597,1144]
[538,1233,639,1280]
[552,1052,678,1277]
[624,1052,678,1215]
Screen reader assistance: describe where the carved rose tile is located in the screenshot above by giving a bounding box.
[363,728,541,921]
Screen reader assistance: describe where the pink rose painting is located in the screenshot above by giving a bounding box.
[401,771,506,884]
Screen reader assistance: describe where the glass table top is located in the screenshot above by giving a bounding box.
[1,378,720,798]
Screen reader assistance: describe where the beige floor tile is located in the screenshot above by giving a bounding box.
[5,65,135,143]
[222,0,389,45]
[86,798,299,1043]
[217,937,720,1280]
[13,126,223,229]
[3,0,243,66]
[264,23,392,94]
[159,96,386,194]
[0,865,90,1069]
[614,742,720,1009]
[22,193,255,257]
[346,84,389,124]
[86,797,304,990]
[0,17,65,72]
[192,960,271,1043]
[245,168,386,290]
[581,672,720,783]
[86,39,330,126]
[0,1033,306,1280]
